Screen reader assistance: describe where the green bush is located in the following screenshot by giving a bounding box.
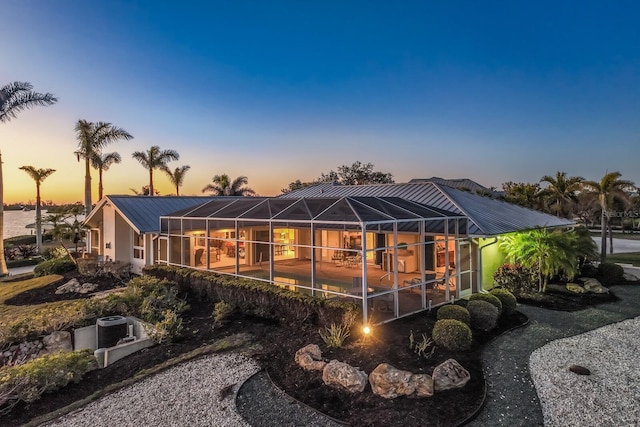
[489,288,517,315]
[3,235,36,246]
[0,349,96,413]
[33,258,76,277]
[139,282,189,323]
[469,293,503,314]
[145,309,184,344]
[212,301,235,326]
[436,304,470,325]
[580,263,598,278]
[6,257,43,268]
[467,300,499,331]
[492,264,537,295]
[432,319,472,351]
[597,262,625,286]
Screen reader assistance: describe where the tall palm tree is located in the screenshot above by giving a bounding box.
[162,165,191,195]
[1,81,57,276]
[19,166,56,253]
[582,172,636,262]
[131,146,179,197]
[75,120,133,215]
[540,171,584,218]
[202,174,256,196]
[90,151,121,201]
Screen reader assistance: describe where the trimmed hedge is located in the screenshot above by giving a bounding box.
[33,258,76,277]
[6,258,43,268]
[432,319,472,351]
[3,235,36,246]
[143,265,360,327]
[467,300,499,331]
[436,304,470,325]
[468,293,503,314]
[489,288,517,315]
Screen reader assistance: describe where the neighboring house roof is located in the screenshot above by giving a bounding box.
[409,177,495,195]
[85,195,220,234]
[279,182,574,236]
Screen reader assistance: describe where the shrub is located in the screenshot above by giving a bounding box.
[0,349,95,414]
[212,301,235,326]
[467,300,499,331]
[492,264,537,295]
[3,235,36,246]
[431,319,472,351]
[145,309,184,344]
[6,257,42,268]
[469,293,503,314]
[319,323,350,348]
[139,282,188,324]
[409,331,435,359]
[437,304,470,325]
[597,262,624,286]
[33,258,76,277]
[580,263,598,278]
[489,288,517,315]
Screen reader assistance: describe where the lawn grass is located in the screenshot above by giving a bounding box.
[0,275,89,345]
[606,252,640,267]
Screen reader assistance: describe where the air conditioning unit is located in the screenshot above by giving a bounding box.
[96,316,128,349]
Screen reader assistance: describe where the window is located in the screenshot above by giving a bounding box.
[133,232,144,260]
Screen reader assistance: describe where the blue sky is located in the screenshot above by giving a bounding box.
[2,0,639,203]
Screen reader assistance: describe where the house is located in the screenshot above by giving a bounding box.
[83,196,218,274]
[152,181,573,325]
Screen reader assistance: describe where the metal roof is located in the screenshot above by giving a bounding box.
[409,177,496,196]
[86,195,221,233]
[279,182,573,236]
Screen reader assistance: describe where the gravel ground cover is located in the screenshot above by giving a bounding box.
[530,316,640,426]
[44,353,260,427]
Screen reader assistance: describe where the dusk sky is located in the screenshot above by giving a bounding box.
[2,1,639,204]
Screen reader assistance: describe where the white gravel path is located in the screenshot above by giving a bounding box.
[530,316,640,426]
[45,352,260,427]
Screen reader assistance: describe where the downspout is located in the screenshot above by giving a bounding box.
[477,237,499,292]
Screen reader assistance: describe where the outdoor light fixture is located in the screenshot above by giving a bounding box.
[363,325,371,335]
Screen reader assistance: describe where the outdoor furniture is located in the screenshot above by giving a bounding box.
[331,251,344,265]
[194,248,204,266]
[345,254,362,268]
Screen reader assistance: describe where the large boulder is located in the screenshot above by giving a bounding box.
[566,283,587,294]
[294,344,326,371]
[581,277,609,294]
[322,360,367,393]
[623,272,639,282]
[410,373,434,398]
[41,331,73,355]
[56,278,81,294]
[78,282,99,294]
[433,359,470,392]
[369,363,415,399]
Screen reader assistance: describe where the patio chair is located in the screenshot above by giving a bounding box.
[345,254,362,268]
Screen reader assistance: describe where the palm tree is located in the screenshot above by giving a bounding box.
[19,166,56,253]
[582,172,636,262]
[501,181,544,210]
[162,165,191,195]
[500,228,578,293]
[90,151,121,200]
[75,120,133,215]
[131,146,179,197]
[540,171,584,218]
[202,174,256,196]
[1,81,57,276]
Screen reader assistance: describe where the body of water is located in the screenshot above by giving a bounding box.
[3,210,46,239]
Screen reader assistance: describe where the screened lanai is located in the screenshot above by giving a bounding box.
[158,196,472,325]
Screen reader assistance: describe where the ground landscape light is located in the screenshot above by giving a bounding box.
[363,325,371,335]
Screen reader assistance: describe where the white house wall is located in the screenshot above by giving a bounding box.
[102,203,117,261]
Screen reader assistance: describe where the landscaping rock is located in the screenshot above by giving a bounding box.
[56,278,99,294]
[569,364,591,375]
[581,278,609,294]
[566,283,587,294]
[41,331,73,355]
[623,272,639,281]
[369,363,415,399]
[410,373,434,397]
[433,358,470,392]
[1,340,43,366]
[322,360,367,393]
[294,344,326,371]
